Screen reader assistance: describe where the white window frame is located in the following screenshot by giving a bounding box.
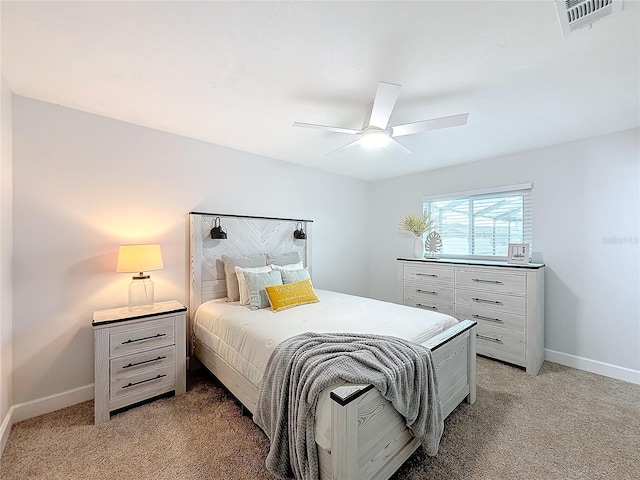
[422,183,533,261]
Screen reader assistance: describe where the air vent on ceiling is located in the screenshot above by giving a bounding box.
[556,0,623,37]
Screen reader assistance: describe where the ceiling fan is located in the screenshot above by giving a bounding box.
[293,81,469,155]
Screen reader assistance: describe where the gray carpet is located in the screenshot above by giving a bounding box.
[2,357,639,480]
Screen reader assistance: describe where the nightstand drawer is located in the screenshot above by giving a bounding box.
[456,270,526,295]
[110,345,176,378]
[455,289,525,315]
[404,265,454,285]
[109,321,175,357]
[403,295,455,317]
[110,364,175,401]
[455,305,525,333]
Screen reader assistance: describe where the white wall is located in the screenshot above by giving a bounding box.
[11,95,370,406]
[7,93,640,416]
[0,75,14,447]
[369,129,640,380]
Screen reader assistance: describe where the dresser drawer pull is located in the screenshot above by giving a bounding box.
[122,333,166,345]
[472,278,503,285]
[472,297,503,305]
[416,289,438,295]
[416,303,438,311]
[472,314,504,324]
[122,374,167,389]
[476,334,503,344]
[416,273,438,278]
[122,356,167,369]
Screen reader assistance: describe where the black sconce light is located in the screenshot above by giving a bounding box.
[293,222,307,240]
[210,217,228,239]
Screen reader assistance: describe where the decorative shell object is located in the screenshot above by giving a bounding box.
[425,231,442,255]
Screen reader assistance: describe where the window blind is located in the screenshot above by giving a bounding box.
[423,184,532,259]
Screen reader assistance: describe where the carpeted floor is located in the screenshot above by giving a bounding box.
[1,357,639,480]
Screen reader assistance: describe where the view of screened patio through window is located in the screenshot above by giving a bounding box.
[423,184,532,259]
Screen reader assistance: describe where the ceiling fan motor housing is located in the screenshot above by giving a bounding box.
[360,128,390,148]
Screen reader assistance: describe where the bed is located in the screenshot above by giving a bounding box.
[188,212,477,480]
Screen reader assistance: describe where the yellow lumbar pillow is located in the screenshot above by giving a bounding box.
[265,278,319,312]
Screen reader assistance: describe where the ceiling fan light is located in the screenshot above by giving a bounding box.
[361,130,390,149]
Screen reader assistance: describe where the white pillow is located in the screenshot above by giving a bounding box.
[269,261,304,271]
[235,265,272,305]
[281,268,311,284]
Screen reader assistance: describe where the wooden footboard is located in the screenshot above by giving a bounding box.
[319,320,477,480]
[195,320,477,480]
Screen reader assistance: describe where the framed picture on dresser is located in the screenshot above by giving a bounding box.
[507,243,530,264]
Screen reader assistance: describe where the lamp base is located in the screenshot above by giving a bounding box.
[129,275,154,311]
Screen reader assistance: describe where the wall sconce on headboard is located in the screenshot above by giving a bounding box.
[293,222,307,240]
[210,217,228,239]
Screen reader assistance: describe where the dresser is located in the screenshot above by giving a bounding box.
[398,258,545,374]
[92,300,187,424]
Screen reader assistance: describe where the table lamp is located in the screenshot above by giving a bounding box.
[116,244,164,311]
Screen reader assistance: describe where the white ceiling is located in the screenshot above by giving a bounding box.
[2,1,639,182]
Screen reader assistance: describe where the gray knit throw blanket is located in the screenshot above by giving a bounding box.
[253,332,444,480]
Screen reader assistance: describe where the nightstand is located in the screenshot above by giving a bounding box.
[92,300,187,424]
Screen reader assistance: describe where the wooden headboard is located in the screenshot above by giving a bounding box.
[188,212,312,317]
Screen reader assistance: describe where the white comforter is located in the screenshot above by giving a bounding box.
[193,289,458,448]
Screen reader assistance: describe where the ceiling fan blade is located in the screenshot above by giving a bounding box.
[326,139,362,156]
[382,138,411,155]
[391,113,469,137]
[293,122,361,135]
[368,82,401,130]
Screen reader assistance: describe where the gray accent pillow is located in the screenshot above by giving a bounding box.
[281,268,311,284]
[267,252,300,266]
[244,270,283,310]
[222,254,267,301]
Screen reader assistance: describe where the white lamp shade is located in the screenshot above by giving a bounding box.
[116,244,164,273]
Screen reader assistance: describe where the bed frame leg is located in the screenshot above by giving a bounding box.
[467,324,477,404]
[331,399,359,479]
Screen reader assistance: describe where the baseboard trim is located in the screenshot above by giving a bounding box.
[545,349,640,385]
[0,405,14,458]
[11,383,94,424]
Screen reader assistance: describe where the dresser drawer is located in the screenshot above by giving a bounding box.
[455,305,525,333]
[455,289,526,315]
[404,282,454,303]
[456,269,526,295]
[403,296,455,317]
[110,345,176,379]
[110,364,175,401]
[404,265,454,285]
[109,320,175,357]
[476,324,526,366]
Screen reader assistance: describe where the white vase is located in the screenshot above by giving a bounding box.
[413,236,424,259]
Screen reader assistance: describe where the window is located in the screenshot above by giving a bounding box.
[423,184,532,259]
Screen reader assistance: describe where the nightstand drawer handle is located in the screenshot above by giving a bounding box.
[472,297,503,305]
[416,273,438,278]
[416,303,438,311]
[122,374,167,389]
[476,334,503,344]
[472,314,504,324]
[416,289,437,295]
[122,356,167,369]
[122,333,166,344]
[472,278,503,285]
